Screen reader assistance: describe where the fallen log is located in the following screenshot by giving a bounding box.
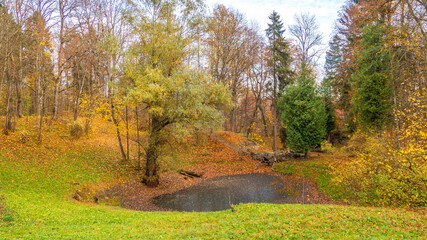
[179,170,203,178]
[249,151,303,166]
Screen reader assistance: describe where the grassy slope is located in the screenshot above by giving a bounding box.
[273,155,346,201]
[0,123,426,239]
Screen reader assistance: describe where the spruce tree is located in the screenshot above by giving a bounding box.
[352,23,392,130]
[322,35,342,139]
[266,11,293,99]
[320,76,336,141]
[266,11,293,150]
[278,64,326,157]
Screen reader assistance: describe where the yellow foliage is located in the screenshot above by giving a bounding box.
[332,93,427,207]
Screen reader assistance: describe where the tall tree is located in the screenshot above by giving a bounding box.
[247,43,270,137]
[0,4,22,132]
[352,23,392,130]
[52,0,78,119]
[24,10,54,142]
[206,4,258,132]
[126,0,229,187]
[289,12,323,66]
[265,11,293,153]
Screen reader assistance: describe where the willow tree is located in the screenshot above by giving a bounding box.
[126,0,230,187]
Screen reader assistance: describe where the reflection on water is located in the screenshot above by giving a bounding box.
[152,173,288,212]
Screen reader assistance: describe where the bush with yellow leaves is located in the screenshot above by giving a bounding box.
[332,100,427,207]
[70,121,84,139]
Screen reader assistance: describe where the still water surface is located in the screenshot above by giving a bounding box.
[152,173,286,212]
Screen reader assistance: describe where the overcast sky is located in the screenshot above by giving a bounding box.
[204,0,345,73]
[204,0,344,39]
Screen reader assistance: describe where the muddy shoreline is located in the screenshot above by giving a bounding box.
[97,164,339,212]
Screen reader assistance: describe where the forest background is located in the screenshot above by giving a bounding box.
[0,0,426,207]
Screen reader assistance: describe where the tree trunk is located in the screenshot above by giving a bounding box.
[136,106,141,170]
[143,116,168,187]
[246,100,259,137]
[144,134,160,187]
[16,49,23,118]
[16,80,22,118]
[53,5,65,120]
[5,74,14,132]
[111,99,127,163]
[74,76,85,121]
[38,90,45,144]
[272,102,278,163]
[126,105,130,161]
[304,151,309,159]
[259,104,268,137]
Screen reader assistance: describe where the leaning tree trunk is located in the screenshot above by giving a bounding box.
[110,98,127,163]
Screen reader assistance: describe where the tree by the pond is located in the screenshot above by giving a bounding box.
[126,0,230,187]
[278,64,326,157]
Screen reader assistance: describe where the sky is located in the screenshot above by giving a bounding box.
[204,0,344,40]
[204,0,345,73]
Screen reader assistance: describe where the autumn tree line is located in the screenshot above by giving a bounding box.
[0,0,318,184]
[326,0,426,207]
[0,0,426,200]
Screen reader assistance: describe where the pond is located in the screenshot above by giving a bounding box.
[152,173,297,212]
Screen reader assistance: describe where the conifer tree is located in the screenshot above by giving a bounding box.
[351,23,392,130]
[279,64,326,157]
[266,11,293,99]
[266,11,293,152]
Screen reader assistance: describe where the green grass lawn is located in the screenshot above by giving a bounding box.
[1,138,426,239]
[273,156,345,200]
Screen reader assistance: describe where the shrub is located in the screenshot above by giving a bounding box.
[18,130,31,144]
[320,141,339,154]
[84,119,91,135]
[331,133,427,207]
[341,131,378,157]
[70,121,84,139]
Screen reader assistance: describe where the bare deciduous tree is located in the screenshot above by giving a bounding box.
[289,12,323,66]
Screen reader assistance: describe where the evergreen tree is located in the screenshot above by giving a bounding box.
[322,34,342,139]
[266,11,293,100]
[266,11,293,150]
[351,23,392,130]
[278,64,326,157]
[320,75,336,141]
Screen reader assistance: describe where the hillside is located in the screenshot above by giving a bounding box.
[0,119,425,239]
